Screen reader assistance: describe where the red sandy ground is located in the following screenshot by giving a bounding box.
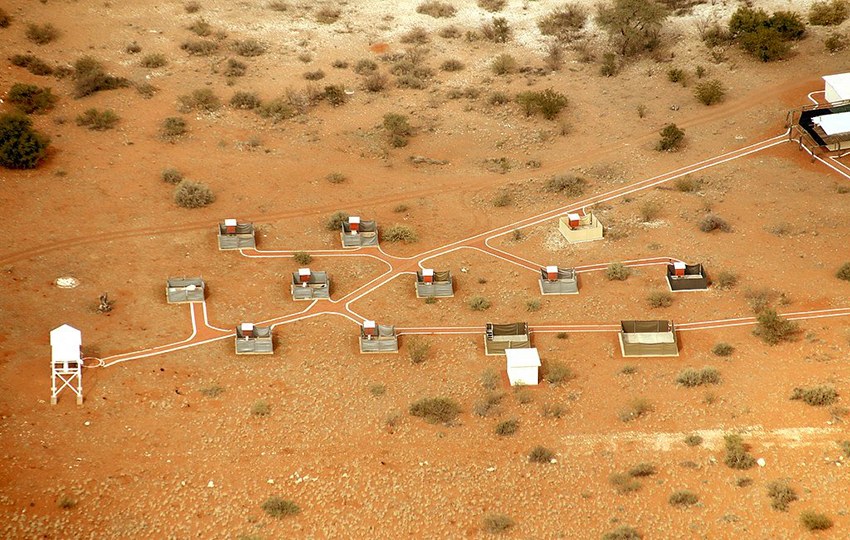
[1,1,849,538]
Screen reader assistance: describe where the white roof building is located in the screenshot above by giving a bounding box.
[50,324,81,363]
[506,347,541,386]
[823,73,850,104]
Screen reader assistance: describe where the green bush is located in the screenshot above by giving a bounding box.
[481,16,511,42]
[161,116,188,138]
[140,53,167,68]
[326,211,350,231]
[468,296,490,311]
[383,224,418,243]
[261,497,300,518]
[174,179,215,208]
[10,54,53,75]
[545,174,586,195]
[657,123,684,151]
[528,445,555,463]
[676,367,721,387]
[683,434,703,447]
[766,480,797,511]
[178,88,220,112]
[495,418,519,436]
[76,108,119,131]
[695,79,725,105]
[490,53,517,75]
[230,91,261,110]
[72,56,130,98]
[836,262,850,280]
[753,308,798,344]
[810,0,848,25]
[667,67,685,83]
[409,397,461,424]
[740,27,790,62]
[790,386,838,406]
[482,513,514,534]
[668,490,699,506]
[800,510,833,531]
[596,0,668,57]
[293,251,312,265]
[7,84,57,114]
[606,262,630,281]
[515,88,569,120]
[417,0,456,18]
[729,7,804,61]
[723,434,755,470]
[0,112,50,169]
[161,168,183,184]
[26,23,60,44]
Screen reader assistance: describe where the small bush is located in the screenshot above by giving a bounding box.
[810,0,848,25]
[57,495,76,509]
[676,367,721,387]
[234,39,266,57]
[753,308,799,345]
[482,514,514,534]
[293,251,312,265]
[383,224,418,243]
[417,0,456,18]
[7,84,57,114]
[0,112,50,169]
[825,32,848,52]
[599,52,619,77]
[490,53,517,75]
[161,117,188,139]
[326,211,350,231]
[668,490,699,506]
[525,298,541,312]
[439,25,461,38]
[174,179,215,208]
[684,434,703,447]
[715,270,738,289]
[739,26,790,62]
[161,168,183,184]
[836,262,850,281]
[251,400,271,416]
[628,462,656,477]
[230,91,261,110]
[440,59,464,72]
[606,262,629,281]
[363,72,388,92]
[800,511,833,531]
[322,84,347,106]
[618,398,652,422]
[325,172,346,184]
[10,54,53,75]
[545,174,586,195]
[790,386,838,406]
[140,53,167,68]
[400,27,430,44]
[695,79,725,105]
[495,418,519,436]
[667,67,686,83]
[353,59,377,75]
[268,1,288,11]
[409,397,461,424]
[492,191,511,206]
[72,57,130,98]
[261,497,300,518]
[178,88,220,112]
[75,108,119,131]
[657,123,685,152]
[184,1,201,13]
[303,69,325,81]
[256,98,297,123]
[479,0,506,12]
[541,402,566,418]
[408,338,430,364]
[481,16,511,43]
[648,290,673,308]
[515,88,569,120]
[181,39,218,56]
[468,296,490,311]
[201,385,224,397]
[316,7,341,24]
[224,58,247,77]
[603,525,643,540]
[538,4,587,38]
[712,342,734,356]
[383,113,412,147]
[544,360,575,385]
[767,480,798,511]
[610,473,641,493]
[620,365,637,375]
[639,200,661,222]
[528,445,555,463]
[26,23,60,45]
[723,434,756,470]
[699,213,731,233]
[188,18,212,36]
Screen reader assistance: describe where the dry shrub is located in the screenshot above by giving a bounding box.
[482,514,514,534]
[268,1,288,11]
[491,53,517,75]
[712,342,734,356]
[753,308,799,344]
[538,3,587,39]
[683,434,703,447]
[261,497,300,518]
[174,179,215,208]
[790,386,838,406]
[303,69,325,80]
[10,54,53,76]
[383,224,418,243]
[75,108,119,131]
[676,367,720,387]
[161,168,183,184]
[400,27,430,44]
[481,16,511,42]
[825,32,848,52]
[178,88,220,112]
[657,123,684,151]
[256,97,297,122]
[439,25,461,38]
[7,84,57,114]
[648,290,673,308]
[293,251,312,265]
[528,445,555,463]
[668,490,699,506]
[610,472,641,493]
[26,23,60,44]
[494,418,518,436]
[543,360,575,385]
[606,262,629,281]
[478,0,506,12]
[72,56,130,98]
[230,91,261,109]
[0,8,11,28]
[408,338,430,364]
[715,270,738,289]
[810,0,848,25]
[353,59,377,74]
[363,72,388,92]
[603,526,643,540]
[188,18,212,36]
[836,262,850,281]
[618,398,652,422]
[161,116,187,138]
[723,434,755,470]
[184,1,201,13]
[326,211,349,231]
[468,296,490,311]
[140,53,167,68]
[316,7,341,24]
[440,59,464,71]
[181,39,218,56]
[801,511,833,531]
[698,213,731,233]
[766,480,797,511]
[233,39,266,57]
[515,88,569,119]
[417,0,456,18]
[409,397,461,424]
[695,79,725,105]
[224,58,247,77]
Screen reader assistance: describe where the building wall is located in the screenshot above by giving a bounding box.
[508,366,538,386]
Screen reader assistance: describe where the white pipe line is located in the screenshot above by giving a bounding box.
[201,302,230,332]
[100,333,233,368]
[481,238,545,268]
[807,90,825,105]
[341,270,409,310]
[255,300,318,326]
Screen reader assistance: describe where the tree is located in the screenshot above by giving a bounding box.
[0,112,50,169]
[596,0,668,57]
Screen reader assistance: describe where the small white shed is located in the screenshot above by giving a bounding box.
[823,73,850,104]
[506,347,541,386]
[51,324,81,363]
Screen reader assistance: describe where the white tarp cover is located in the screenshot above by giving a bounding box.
[813,111,850,135]
[506,347,541,368]
[623,332,675,345]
